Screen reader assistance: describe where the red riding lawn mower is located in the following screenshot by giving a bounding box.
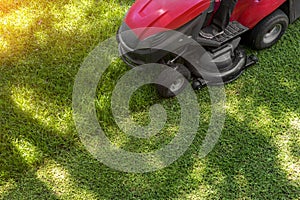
[117,0,300,98]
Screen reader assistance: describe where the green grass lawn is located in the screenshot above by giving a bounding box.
[0,0,299,199]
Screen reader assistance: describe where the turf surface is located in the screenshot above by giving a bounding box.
[0,0,299,199]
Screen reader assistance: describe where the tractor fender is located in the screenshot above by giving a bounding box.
[232,0,287,29]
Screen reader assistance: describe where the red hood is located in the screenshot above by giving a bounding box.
[125,0,211,39]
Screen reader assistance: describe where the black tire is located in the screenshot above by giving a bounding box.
[249,9,288,50]
[156,64,191,98]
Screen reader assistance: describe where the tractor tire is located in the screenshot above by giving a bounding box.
[156,64,191,98]
[249,9,289,50]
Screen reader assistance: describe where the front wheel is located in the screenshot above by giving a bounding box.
[249,9,289,50]
[155,64,191,98]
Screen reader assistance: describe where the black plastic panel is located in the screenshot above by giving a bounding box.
[290,0,300,23]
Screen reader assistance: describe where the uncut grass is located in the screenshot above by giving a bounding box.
[0,0,299,199]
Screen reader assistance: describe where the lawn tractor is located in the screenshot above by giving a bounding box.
[117,0,300,98]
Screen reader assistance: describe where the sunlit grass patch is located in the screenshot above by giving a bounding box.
[11,85,73,135]
[275,113,300,184]
[290,117,300,131]
[11,139,43,165]
[36,159,98,199]
[0,0,130,65]
[0,35,8,51]
[0,179,15,196]
[276,133,300,183]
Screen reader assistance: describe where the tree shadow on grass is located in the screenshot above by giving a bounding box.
[1,1,299,199]
[1,78,299,199]
[1,89,200,199]
[197,115,300,199]
[196,34,300,198]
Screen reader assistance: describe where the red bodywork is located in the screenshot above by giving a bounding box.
[125,0,286,39]
[231,0,286,28]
